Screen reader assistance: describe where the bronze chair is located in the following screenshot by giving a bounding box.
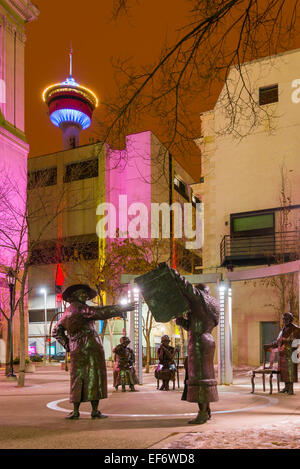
[251,346,280,394]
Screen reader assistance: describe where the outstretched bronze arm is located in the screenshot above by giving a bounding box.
[86,302,137,321]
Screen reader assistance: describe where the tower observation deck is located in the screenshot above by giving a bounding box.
[42,51,98,150]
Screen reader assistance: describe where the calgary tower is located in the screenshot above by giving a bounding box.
[42,49,98,150]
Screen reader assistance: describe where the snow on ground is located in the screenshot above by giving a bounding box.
[164,420,300,449]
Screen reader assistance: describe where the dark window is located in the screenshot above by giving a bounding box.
[191,194,201,207]
[260,322,280,363]
[64,159,98,183]
[175,243,202,273]
[29,309,57,322]
[174,176,189,201]
[231,211,275,237]
[28,167,57,189]
[69,137,76,148]
[30,235,99,265]
[259,85,278,105]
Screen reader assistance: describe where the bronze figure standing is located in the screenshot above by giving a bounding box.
[264,312,300,395]
[175,273,219,425]
[52,284,135,419]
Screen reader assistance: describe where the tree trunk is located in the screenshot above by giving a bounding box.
[100,319,108,340]
[179,326,186,364]
[107,319,115,363]
[5,320,10,375]
[145,335,151,373]
[18,266,28,387]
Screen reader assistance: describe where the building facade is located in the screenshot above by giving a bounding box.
[0,0,39,364]
[194,48,300,366]
[27,131,201,358]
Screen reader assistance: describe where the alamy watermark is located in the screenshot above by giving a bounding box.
[0,80,5,104]
[96,195,204,249]
[292,339,300,364]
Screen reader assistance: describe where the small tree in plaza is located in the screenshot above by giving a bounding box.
[100,0,300,164]
[260,165,300,323]
[69,235,175,370]
[0,166,95,386]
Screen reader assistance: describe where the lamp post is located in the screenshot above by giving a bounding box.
[217,279,233,385]
[40,289,48,364]
[6,270,16,379]
[120,298,128,335]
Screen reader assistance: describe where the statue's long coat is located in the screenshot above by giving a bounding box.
[272,323,300,383]
[175,273,219,404]
[52,302,119,403]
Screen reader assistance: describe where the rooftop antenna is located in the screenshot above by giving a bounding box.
[69,42,73,78]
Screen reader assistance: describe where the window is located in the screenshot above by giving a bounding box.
[174,176,189,201]
[259,85,278,105]
[64,159,98,183]
[231,211,275,237]
[30,235,99,265]
[29,309,57,322]
[28,167,57,189]
[191,194,201,207]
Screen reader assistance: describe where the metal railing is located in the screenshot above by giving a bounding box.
[220,231,300,267]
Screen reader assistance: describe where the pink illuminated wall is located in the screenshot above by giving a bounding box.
[105,131,152,240]
[0,130,28,269]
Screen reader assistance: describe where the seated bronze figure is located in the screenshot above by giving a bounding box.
[155,335,176,391]
[113,336,138,392]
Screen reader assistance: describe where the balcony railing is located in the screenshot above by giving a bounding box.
[220,231,300,268]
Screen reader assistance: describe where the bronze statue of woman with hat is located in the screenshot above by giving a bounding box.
[52,284,135,419]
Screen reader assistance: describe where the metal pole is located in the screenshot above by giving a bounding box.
[7,283,16,379]
[298,266,300,326]
[138,295,143,385]
[224,283,233,385]
[43,291,47,364]
[217,280,226,385]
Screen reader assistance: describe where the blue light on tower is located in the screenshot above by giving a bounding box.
[50,109,91,130]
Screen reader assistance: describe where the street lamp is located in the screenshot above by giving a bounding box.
[6,269,16,379]
[40,288,48,364]
[120,298,128,335]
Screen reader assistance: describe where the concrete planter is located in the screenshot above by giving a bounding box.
[25,363,36,373]
[13,363,36,373]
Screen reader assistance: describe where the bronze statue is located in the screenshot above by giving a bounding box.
[52,284,135,419]
[264,312,300,395]
[175,275,219,425]
[113,336,138,392]
[155,335,176,391]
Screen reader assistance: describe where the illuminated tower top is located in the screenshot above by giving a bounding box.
[43,50,98,150]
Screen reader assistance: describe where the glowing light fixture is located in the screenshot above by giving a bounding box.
[50,109,91,130]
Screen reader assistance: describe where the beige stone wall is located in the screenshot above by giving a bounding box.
[194,49,300,366]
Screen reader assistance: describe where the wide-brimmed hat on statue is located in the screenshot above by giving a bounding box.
[120,336,131,344]
[62,284,97,303]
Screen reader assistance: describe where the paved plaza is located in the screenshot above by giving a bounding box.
[0,364,300,449]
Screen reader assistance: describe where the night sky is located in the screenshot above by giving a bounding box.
[25,0,206,177]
